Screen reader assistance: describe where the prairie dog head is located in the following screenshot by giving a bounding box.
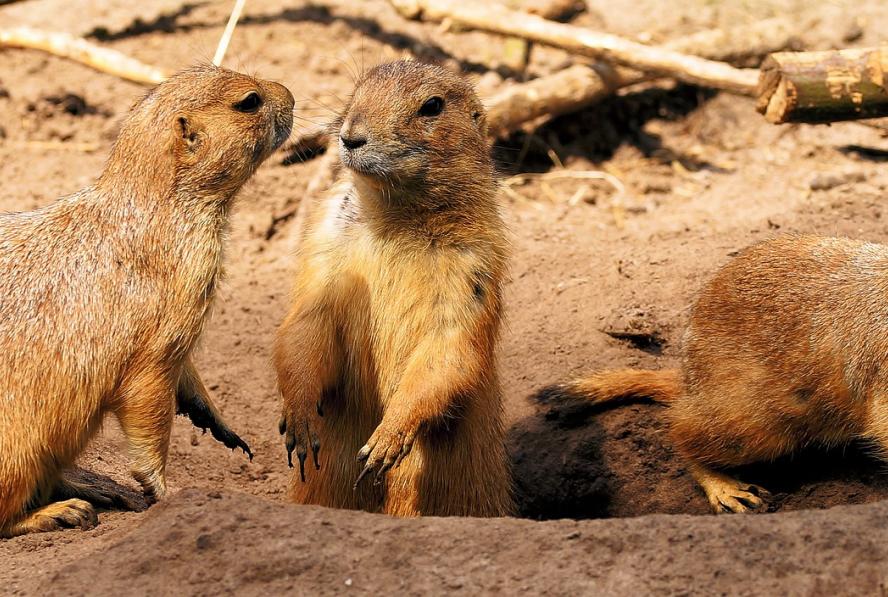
[102,64,294,202]
[336,61,491,202]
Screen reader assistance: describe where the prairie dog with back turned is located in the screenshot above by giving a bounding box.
[566,235,888,513]
[274,60,513,517]
[0,65,293,537]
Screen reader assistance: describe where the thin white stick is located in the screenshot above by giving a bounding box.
[213,0,248,67]
[0,27,167,84]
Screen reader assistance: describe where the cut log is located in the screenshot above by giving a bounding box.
[757,47,888,124]
[389,0,759,95]
[0,27,167,85]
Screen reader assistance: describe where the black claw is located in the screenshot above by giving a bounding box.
[311,440,321,470]
[298,451,307,482]
[286,435,296,468]
[316,402,324,417]
[278,417,287,435]
[354,463,373,489]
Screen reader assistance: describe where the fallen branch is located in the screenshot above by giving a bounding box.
[0,27,167,85]
[486,18,800,138]
[757,47,888,124]
[390,0,759,94]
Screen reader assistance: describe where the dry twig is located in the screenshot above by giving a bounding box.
[0,27,167,85]
[390,0,759,94]
[213,0,248,67]
[503,169,626,203]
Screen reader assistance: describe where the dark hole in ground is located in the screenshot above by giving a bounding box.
[509,386,888,521]
[34,94,107,118]
[603,330,666,355]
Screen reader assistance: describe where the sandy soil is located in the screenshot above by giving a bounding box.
[2,0,888,593]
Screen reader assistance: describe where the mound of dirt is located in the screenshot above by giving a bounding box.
[39,488,888,595]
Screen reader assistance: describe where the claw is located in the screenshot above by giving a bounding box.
[356,445,370,462]
[311,439,321,470]
[374,460,394,486]
[278,416,286,435]
[285,434,296,468]
[354,462,373,489]
[316,402,324,417]
[298,450,307,483]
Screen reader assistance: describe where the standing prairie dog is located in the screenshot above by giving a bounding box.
[0,65,293,538]
[565,235,888,513]
[274,61,513,517]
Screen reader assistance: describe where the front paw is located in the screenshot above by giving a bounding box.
[354,419,417,488]
[279,397,323,482]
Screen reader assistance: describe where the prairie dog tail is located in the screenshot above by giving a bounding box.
[564,369,682,406]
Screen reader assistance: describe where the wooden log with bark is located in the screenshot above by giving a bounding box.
[487,18,800,137]
[282,19,800,150]
[757,47,888,124]
[389,0,759,94]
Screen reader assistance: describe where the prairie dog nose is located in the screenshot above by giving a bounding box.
[340,114,369,150]
[340,134,367,150]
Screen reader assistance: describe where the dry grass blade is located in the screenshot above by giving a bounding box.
[503,170,626,203]
[214,0,248,67]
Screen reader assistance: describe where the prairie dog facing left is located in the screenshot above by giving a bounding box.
[274,60,513,517]
[0,65,293,538]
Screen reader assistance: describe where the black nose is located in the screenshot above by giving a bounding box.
[340,134,367,150]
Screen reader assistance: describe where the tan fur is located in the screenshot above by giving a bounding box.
[274,61,513,517]
[0,65,294,537]
[568,235,888,513]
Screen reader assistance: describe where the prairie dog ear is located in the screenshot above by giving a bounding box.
[175,114,206,159]
[471,106,487,137]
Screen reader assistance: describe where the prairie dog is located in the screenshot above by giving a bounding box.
[0,65,293,537]
[565,235,888,513]
[274,60,513,516]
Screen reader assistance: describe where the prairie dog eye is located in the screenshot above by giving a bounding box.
[418,96,444,117]
[234,91,263,113]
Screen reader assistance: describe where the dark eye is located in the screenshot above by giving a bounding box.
[418,96,444,117]
[234,91,262,113]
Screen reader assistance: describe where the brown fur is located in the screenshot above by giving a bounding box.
[274,61,513,517]
[0,65,294,537]
[567,235,888,513]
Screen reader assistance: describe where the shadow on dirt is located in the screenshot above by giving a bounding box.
[86,2,210,41]
[494,84,719,174]
[63,468,150,513]
[509,386,628,520]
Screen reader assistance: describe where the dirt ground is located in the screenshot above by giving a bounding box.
[2,0,888,593]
